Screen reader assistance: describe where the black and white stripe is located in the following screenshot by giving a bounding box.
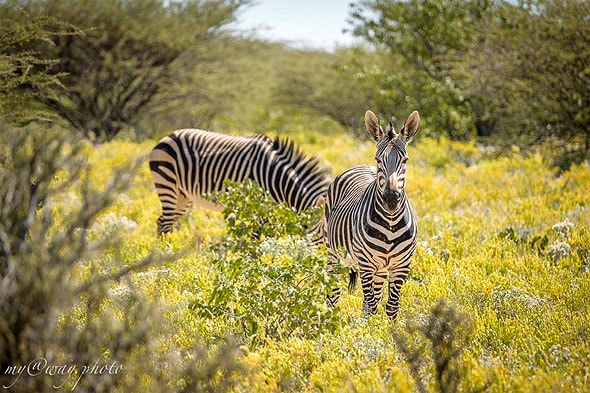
[149,129,329,235]
[316,110,420,318]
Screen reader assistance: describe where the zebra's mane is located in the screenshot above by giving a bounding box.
[269,136,329,181]
[245,134,330,211]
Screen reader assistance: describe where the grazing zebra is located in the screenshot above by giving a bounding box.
[149,129,329,235]
[317,110,420,318]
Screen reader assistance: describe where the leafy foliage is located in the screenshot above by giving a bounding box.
[0,0,248,141]
[483,0,590,161]
[497,224,549,255]
[350,0,492,139]
[207,179,321,253]
[349,0,590,161]
[192,180,339,348]
[0,16,76,124]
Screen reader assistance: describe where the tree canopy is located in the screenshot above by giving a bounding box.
[349,0,590,159]
[0,0,248,141]
[0,15,75,124]
[0,0,588,161]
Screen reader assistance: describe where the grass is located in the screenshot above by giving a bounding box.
[73,127,590,392]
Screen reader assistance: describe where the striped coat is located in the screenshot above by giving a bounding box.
[149,129,329,235]
[318,110,420,318]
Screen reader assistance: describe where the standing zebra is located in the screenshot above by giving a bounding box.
[318,110,420,318]
[149,129,329,235]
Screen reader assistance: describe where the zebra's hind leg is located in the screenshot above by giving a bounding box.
[157,192,192,236]
[326,254,343,307]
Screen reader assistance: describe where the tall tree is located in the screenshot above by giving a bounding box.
[489,0,590,157]
[350,0,494,140]
[0,15,75,124]
[350,0,589,160]
[0,0,248,142]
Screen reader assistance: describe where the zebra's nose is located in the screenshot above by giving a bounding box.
[383,174,401,211]
[383,189,401,211]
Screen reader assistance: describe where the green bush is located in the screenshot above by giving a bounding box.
[191,180,339,348]
[207,179,321,254]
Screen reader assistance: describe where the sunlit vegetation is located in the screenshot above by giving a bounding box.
[1,0,589,391]
[65,131,588,392]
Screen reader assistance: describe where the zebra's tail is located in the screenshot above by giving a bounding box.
[348,268,358,293]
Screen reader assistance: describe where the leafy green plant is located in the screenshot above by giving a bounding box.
[192,180,339,348]
[497,217,585,264]
[498,224,549,255]
[207,179,322,253]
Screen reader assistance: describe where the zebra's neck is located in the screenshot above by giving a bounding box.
[366,181,411,228]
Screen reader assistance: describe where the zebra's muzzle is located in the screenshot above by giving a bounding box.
[383,174,402,211]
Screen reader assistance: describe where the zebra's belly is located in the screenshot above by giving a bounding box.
[176,181,227,212]
[191,194,225,212]
[179,167,249,212]
[325,241,356,267]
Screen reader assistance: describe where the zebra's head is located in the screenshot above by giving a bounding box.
[365,110,420,212]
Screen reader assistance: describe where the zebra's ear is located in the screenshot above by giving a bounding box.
[400,111,420,144]
[365,110,383,142]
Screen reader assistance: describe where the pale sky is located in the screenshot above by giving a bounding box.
[236,0,359,51]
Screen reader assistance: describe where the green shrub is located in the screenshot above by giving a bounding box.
[394,299,478,393]
[191,180,339,348]
[207,179,322,254]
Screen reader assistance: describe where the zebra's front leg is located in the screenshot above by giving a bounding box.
[359,261,381,315]
[385,272,409,320]
[372,269,388,306]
